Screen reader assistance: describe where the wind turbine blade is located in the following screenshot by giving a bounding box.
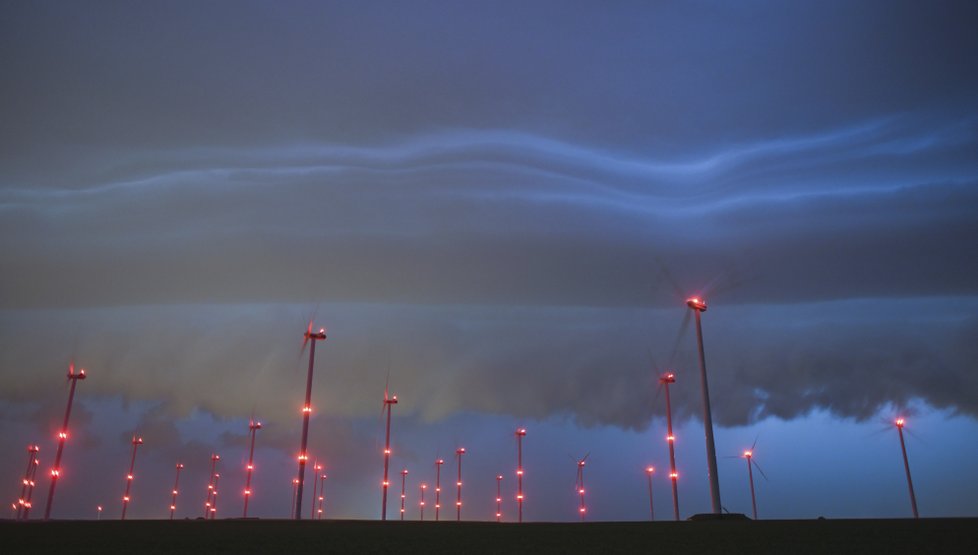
[582,452,591,463]
[751,435,759,452]
[654,257,686,302]
[667,309,692,366]
[752,459,769,482]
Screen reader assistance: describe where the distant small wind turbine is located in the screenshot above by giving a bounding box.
[120,435,144,520]
[645,466,655,521]
[894,418,919,519]
[515,428,526,522]
[575,453,590,521]
[419,482,426,521]
[455,448,466,521]
[169,463,184,520]
[15,445,39,520]
[399,469,409,520]
[316,468,327,520]
[434,459,444,521]
[495,475,503,522]
[243,419,261,518]
[728,439,767,520]
[203,454,220,518]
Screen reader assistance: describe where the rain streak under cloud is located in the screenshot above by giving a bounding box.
[1,0,977,521]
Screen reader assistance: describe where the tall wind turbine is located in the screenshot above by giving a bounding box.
[434,459,444,521]
[120,435,144,520]
[645,466,655,521]
[399,469,409,520]
[894,418,919,518]
[210,473,221,519]
[243,419,261,517]
[687,296,722,514]
[659,372,680,520]
[455,448,466,521]
[575,454,590,521]
[169,463,184,520]
[15,445,39,520]
[43,362,87,520]
[515,428,526,522]
[295,322,327,520]
[380,383,398,520]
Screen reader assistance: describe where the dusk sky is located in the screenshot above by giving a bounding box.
[2,1,977,522]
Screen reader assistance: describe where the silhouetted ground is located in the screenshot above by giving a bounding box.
[4,517,976,554]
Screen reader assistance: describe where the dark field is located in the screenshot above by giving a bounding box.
[4,518,976,555]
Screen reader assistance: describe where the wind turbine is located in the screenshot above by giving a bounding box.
[455,448,466,521]
[575,454,590,521]
[310,460,322,519]
[741,446,767,520]
[381,382,398,520]
[645,466,655,521]
[687,296,722,514]
[419,483,427,521]
[43,362,87,520]
[317,468,327,520]
[21,455,40,519]
[399,469,408,520]
[210,473,220,519]
[204,454,220,518]
[243,419,261,517]
[894,418,919,518]
[295,322,327,520]
[434,459,444,521]
[120,435,144,520]
[515,428,526,522]
[659,372,681,520]
[495,475,503,522]
[15,445,39,520]
[169,463,184,520]
[290,478,299,518]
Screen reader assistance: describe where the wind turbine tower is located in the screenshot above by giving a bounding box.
[43,362,87,520]
[516,428,526,522]
[687,296,722,514]
[455,448,466,521]
[120,435,143,520]
[381,385,398,520]
[169,463,184,520]
[243,419,261,517]
[295,323,327,520]
[659,372,680,520]
[15,445,39,520]
[435,459,444,521]
[895,418,919,519]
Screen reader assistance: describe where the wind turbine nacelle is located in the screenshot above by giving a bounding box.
[686,298,708,311]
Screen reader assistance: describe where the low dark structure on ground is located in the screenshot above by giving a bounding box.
[4,517,976,554]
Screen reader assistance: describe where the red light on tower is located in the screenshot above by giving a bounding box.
[575,454,590,521]
[419,483,426,521]
[399,469,408,520]
[496,474,503,522]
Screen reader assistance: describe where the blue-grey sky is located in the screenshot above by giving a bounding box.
[1,0,977,521]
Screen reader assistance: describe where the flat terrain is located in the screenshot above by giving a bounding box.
[4,517,976,555]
